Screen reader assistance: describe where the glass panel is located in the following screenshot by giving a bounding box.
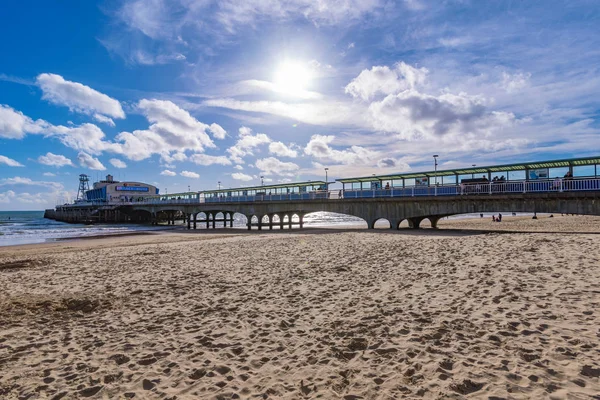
[573,165,595,177]
[549,167,569,179]
[508,170,525,180]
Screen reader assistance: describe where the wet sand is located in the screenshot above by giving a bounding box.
[1,216,599,399]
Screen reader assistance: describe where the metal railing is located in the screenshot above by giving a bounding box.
[129,177,600,205]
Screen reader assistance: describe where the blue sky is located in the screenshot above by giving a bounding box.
[1,0,599,210]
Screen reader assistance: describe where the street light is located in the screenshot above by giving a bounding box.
[472,164,476,179]
[324,167,329,192]
[433,155,439,185]
[218,181,221,190]
[188,185,190,192]
[261,176,264,186]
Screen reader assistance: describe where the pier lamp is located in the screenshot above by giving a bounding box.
[261,176,264,186]
[324,168,329,191]
[218,181,221,190]
[472,164,476,178]
[433,155,439,185]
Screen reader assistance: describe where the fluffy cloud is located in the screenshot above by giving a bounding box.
[368,90,515,139]
[304,135,378,165]
[180,170,200,178]
[0,155,24,167]
[38,152,73,167]
[160,170,177,176]
[0,177,64,190]
[345,62,428,101]
[227,126,271,164]
[231,172,253,181]
[0,105,47,139]
[93,114,116,127]
[255,157,299,176]
[43,172,56,177]
[36,73,125,120]
[189,154,232,166]
[110,158,127,168]
[234,165,244,170]
[269,141,298,158]
[115,99,216,160]
[209,123,227,139]
[77,152,106,170]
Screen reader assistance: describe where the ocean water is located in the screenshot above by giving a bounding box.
[0,211,535,247]
[0,211,169,247]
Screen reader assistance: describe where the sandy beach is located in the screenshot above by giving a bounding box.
[1,216,599,399]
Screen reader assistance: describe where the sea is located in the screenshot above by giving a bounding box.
[0,211,530,247]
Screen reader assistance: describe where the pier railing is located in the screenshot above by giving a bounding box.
[134,177,600,205]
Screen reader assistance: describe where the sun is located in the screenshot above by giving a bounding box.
[273,61,312,96]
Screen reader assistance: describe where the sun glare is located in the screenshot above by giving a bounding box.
[273,61,312,96]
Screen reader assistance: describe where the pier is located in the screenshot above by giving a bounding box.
[45,156,600,229]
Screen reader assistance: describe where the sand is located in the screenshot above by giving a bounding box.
[1,216,599,399]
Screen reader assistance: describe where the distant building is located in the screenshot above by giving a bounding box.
[84,175,158,204]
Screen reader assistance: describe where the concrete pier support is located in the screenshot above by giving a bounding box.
[279,214,284,230]
[288,214,292,229]
[187,213,191,229]
[268,214,274,230]
[408,217,424,229]
[193,213,197,229]
[299,214,304,229]
[429,216,441,229]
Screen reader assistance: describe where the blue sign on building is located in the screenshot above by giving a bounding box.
[116,186,149,192]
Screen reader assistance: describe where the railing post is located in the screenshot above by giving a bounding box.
[523,181,526,193]
[489,183,492,195]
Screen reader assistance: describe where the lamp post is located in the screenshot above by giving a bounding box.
[324,167,329,192]
[261,176,264,186]
[433,155,439,185]
[188,185,190,192]
[472,164,476,179]
[218,181,221,190]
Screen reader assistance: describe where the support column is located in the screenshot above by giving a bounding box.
[247,215,252,230]
[230,214,234,228]
[368,220,376,229]
[193,213,197,229]
[299,214,304,229]
[206,213,210,229]
[279,214,284,230]
[268,214,274,230]
[429,216,441,229]
[408,217,424,229]
[212,213,216,229]
[187,213,191,230]
[258,215,263,230]
[288,214,293,229]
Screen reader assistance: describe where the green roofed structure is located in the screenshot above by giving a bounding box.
[336,156,600,189]
[202,181,326,196]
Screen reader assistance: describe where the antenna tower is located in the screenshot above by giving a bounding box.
[77,174,90,200]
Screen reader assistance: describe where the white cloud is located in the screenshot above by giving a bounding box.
[238,79,323,100]
[161,152,187,164]
[0,177,64,190]
[189,153,232,166]
[502,72,531,93]
[93,114,116,127]
[209,123,227,139]
[234,165,244,170]
[345,62,428,101]
[0,104,47,139]
[227,126,271,163]
[231,172,253,181]
[255,157,299,176]
[77,152,106,170]
[110,158,127,168]
[38,152,73,167]
[269,141,298,158]
[115,99,216,161]
[160,169,177,176]
[180,170,200,178]
[304,135,378,165]
[0,155,24,167]
[43,172,56,177]
[36,73,125,120]
[368,90,516,139]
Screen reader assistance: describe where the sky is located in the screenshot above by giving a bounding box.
[0,0,599,210]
